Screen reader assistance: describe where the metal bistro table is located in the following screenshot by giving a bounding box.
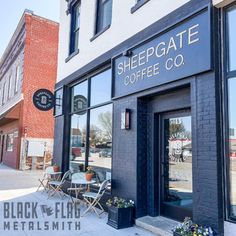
[69,174,96,204]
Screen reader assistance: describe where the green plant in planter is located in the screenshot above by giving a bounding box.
[106,197,134,208]
[173,217,214,236]
[106,197,135,229]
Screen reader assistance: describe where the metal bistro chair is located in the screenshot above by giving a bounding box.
[37,166,54,192]
[67,172,86,204]
[81,179,110,218]
[47,170,72,199]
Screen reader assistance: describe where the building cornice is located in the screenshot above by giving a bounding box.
[0,10,33,69]
[0,9,59,79]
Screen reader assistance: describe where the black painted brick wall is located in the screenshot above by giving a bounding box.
[191,72,223,235]
[137,99,148,217]
[112,97,137,201]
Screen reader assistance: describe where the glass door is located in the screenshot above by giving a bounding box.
[160,111,192,221]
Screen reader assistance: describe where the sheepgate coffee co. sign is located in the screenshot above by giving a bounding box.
[33,89,55,111]
[113,8,211,97]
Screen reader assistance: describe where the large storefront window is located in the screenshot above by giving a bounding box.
[226,5,236,221]
[69,113,87,172]
[89,104,112,181]
[228,78,236,219]
[71,80,88,113]
[227,5,236,71]
[69,68,112,181]
[90,69,111,106]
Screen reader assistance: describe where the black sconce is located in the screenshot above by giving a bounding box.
[122,49,133,57]
[121,109,131,130]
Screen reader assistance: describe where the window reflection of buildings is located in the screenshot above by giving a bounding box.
[69,68,112,183]
[226,4,236,220]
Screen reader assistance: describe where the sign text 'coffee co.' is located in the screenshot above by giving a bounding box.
[33,89,55,111]
[113,8,211,97]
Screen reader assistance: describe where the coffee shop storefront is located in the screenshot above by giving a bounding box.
[53,1,236,235]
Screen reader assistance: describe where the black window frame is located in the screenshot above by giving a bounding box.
[14,65,20,94]
[68,66,113,177]
[223,2,236,223]
[68,1,81,58]
[54,87,64,117]
[7,74,12,100]
[131,0,150,14]
[91,0,112,41]
[2,82,6,105]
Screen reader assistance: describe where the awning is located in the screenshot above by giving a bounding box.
[0,102,21,126]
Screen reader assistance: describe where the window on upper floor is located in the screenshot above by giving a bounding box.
[69,1,81,56]
[2,82,6,105]
[15,65,20,94]
[8,75,12,99]
[95,0,112,34]
[131,0,150,13]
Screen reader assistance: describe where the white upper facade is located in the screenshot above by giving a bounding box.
[57,0,190,83]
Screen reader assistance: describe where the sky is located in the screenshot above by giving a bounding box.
[0,0,60,58]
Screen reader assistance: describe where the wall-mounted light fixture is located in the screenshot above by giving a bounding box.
[122,49,133,57]
[121,109,131,130]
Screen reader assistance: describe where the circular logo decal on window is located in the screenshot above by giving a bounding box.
[73,95,87,114]
[33,89,55,111]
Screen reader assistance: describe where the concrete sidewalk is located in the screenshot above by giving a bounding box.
[0,164,154,236]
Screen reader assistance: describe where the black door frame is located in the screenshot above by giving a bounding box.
[155,109,192,221]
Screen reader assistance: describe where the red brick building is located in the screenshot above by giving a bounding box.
[0,10,59,169]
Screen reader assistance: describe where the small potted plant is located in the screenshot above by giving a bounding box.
[106,197,134,229]
[85,166,94,181]
[53,163,60,172]
[173,217,215,236]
